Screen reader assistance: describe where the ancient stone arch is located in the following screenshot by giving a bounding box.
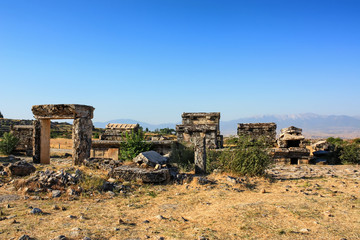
[32,104,94,165]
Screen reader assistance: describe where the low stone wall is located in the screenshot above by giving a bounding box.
[237,122,277,145]
[0,119,33,137]
[91,140,175,160]
[10,125,34,156]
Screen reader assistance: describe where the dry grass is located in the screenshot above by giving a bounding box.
[0,165,359,240]
[50,138,73,150]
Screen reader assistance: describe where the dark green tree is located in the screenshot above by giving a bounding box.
[119,131,152,160]
[0,132,19,155]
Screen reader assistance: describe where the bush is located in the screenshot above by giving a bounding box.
[119,131,152,161]
[92,132,100,139]
[0,132,19,155]
[169,142,194,172]
[206,149,222,173]
[326,137,344,145]
[217,136,272,176]
[339,142,360,164]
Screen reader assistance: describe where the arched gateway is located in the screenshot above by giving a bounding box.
[32,104,94,165]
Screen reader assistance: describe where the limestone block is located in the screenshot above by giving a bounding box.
[133,151,168,167]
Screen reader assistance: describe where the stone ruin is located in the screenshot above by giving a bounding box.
[176,112,223,149]
[271,126,310,164]
[0,118,33,137]
[32,104,94,165]
[175,112,224,174]
[100,123,139,140]
[10,125,34,156]
[237,122,277,145]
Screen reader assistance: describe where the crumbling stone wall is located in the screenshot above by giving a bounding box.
[176,124,219,149]
[176,112,223,149]
[10,125,34,156]
[91,139,175,160]
[237,123,277,145]
[0,119,33,137]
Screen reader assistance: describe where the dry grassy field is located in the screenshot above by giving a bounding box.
[0,159,359,240]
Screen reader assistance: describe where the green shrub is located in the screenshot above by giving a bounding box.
[339,142,360,164]
[218,136,272,176]
[0,132,19,155]
[206,149,222,173]
[119,131,152,161]
[92,132,100,139]
[326,137,344,145]
[169,142,194,172]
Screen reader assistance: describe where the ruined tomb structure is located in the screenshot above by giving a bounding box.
[100,123,139,140]
[10,125,34,156]
[271,126,310,164]
[32,104,94,165]
[237,122,277,145]
[176,112,223,149]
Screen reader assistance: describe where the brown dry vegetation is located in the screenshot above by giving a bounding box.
[50,138,73,150]
[0,163,359,240]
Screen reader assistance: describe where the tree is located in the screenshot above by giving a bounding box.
[119,131,152,160]
[0,132,19,155]
[339,142,360,164]
[0,111,3,118]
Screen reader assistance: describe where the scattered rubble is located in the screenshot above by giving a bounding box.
[83,158,122,170]
[5,161,36,177]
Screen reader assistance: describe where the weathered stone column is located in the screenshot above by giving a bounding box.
[39,119,51,164]
[194,137,206,174]
[32,120,41,163]
[72,117,92,165]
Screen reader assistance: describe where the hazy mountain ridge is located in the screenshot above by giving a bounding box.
[94,113,360,139]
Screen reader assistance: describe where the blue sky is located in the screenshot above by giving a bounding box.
[0,0,359,123]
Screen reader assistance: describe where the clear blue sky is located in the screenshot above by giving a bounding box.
[0,0,359,123]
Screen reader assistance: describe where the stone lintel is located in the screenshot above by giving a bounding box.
[181,112,220,118]
[32,104,94,119]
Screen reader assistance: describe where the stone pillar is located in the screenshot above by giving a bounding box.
[33,120,41,163]
[40,119,51,164]
[73,117,92,165]
[194,137,206,174]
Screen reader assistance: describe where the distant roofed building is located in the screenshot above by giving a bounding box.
[100,123,139,140]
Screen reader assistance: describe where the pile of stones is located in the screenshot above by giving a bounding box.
[83,158,122,171]
[20,169,82,193]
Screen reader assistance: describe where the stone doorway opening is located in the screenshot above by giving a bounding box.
[287,140,300,148]
[32,104,94,165]
[291,158,298,165]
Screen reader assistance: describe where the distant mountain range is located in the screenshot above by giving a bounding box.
[93,113,360,139]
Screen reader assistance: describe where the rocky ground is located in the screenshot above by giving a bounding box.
[0,156,359,240]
